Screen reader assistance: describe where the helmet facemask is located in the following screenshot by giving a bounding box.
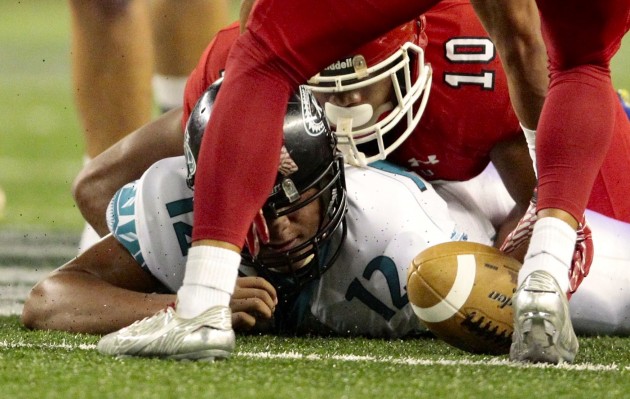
[306,20,432,167]
[244,152,347,298]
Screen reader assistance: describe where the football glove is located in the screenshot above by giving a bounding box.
[500,189,538,256]
[568,216,593,297]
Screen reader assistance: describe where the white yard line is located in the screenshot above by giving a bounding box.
[1,263,628,373]
[238,351,625,372]
[0,340,625,372]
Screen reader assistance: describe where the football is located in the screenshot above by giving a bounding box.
[407,241,521,355]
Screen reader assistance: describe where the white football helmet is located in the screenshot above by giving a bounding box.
[305,18,432,166]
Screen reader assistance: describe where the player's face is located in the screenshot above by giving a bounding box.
[260,188,323,271]
[313,77,394,127]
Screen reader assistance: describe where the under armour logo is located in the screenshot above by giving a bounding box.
[408,155,439,167]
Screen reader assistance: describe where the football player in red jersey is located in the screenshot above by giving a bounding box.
[82,0,629,364]
[181,0,628,365]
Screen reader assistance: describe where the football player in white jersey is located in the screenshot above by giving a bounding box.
[22,82,500,338]
[22,82,630,346]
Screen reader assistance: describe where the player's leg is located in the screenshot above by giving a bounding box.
[150,0,230,112]
[587,99,630,222]
[69,0,154,159]
[69,0,154,251]
[534,0,629,249]
[512,0,630,364]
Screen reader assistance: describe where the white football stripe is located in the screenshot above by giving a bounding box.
[412,254,476,323]
[0,341,623,372]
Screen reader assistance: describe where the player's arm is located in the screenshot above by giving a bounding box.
[21,234,173,335]
[489,134,537,251]
[469,0,547,130]
[21,234,277,334]
[72,107,185,236]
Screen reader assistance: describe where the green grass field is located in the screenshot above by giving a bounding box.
[0,1,84,231]
[1,2,630,398]
[2,314,630,399]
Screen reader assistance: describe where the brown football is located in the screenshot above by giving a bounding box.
[407,241,521,355]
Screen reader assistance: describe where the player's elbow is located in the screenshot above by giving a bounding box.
[21,278,57,331]
[72,163,110,235]
[72,165,93,217]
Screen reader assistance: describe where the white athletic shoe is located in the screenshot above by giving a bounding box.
[510,270,578,364]
[97,305,234,361]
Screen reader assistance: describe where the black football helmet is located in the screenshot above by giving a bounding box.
[184,79,348,297]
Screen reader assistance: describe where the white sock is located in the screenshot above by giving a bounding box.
[518,217,577,292]
[78,223,101,254]
[520,123,537,178]
[152,74,188,112]
[176,245,241,318]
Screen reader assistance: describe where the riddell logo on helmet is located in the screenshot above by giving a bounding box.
[324,57,354,72]
[321,57,359,76]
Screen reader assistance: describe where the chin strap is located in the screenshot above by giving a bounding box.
[500,188,594,298]
[244,209,270,257]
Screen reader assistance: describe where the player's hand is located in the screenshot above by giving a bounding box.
[500,189,537,263]
[230,276,277,331]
